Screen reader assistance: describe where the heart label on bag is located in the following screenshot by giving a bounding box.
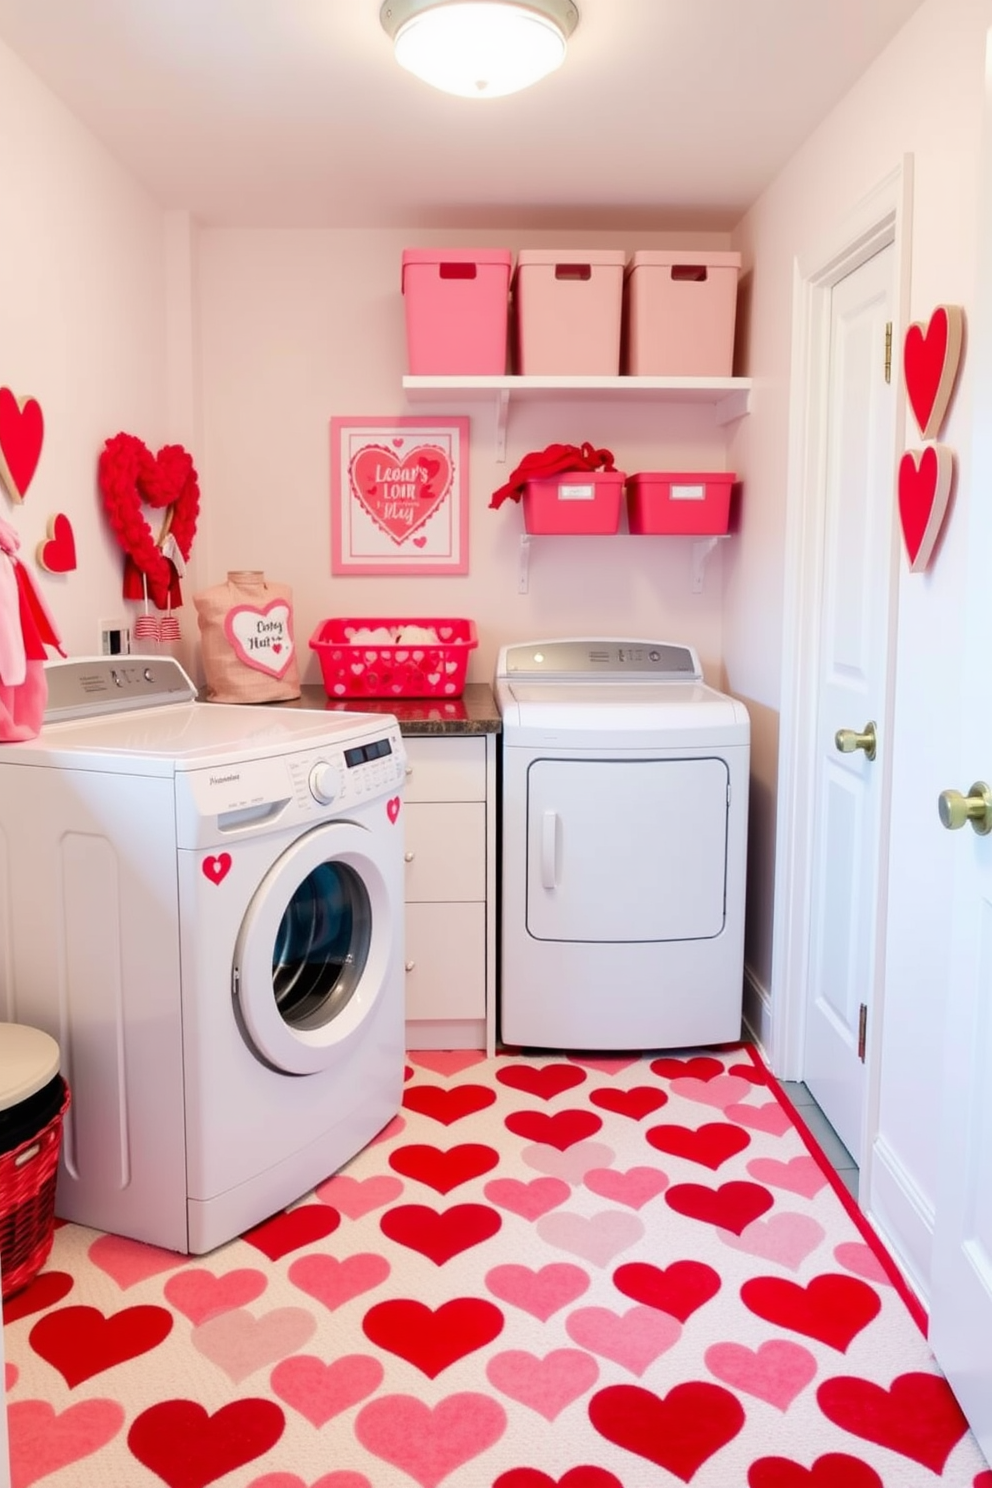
[349,443,453,545]
[225,602,295,678]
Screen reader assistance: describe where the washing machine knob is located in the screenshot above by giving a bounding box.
[308,761,340,805]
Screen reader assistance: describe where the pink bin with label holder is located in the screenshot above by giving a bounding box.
[401,249,512,374]
[522,471,626,535]
[623,251,741,376]
[626,472,735,535]
[513,249,626,375]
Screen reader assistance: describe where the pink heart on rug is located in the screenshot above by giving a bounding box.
[355,1391,506,1488]
[368,1114,406,1146]
[409,1050,488,1076]
[721,1212,826,1270]
[5,1362,17,1390]
[565,1304,681,1376]
[535,1209,644,1267]
[191,1306,317,1384]
[747,1155,828,1199]
[485,1262,590,1321]
[270,1353,384,1427]
[315,1173,404,1217]
[88,1233,187,1289]
[8,1399,125,1487]
[249,1476,372,1488]
[671,1074,754,1109]
[288,1253,390,1311]
[726,1100,792,1136]
[833,1242,892,1286]
[521,1140,615,1184]
[704,1338,818,1410]
[584,1165,669,1209]
[484,1175,571,1219]
[486,1348,600,1420]
[164,1268,268,1325]
[748,1453,883,1487]
[567,1055,640,1075]
[128,1398,285,1488]
[816,1370,969,1473]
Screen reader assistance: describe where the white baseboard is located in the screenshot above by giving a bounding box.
[866,1132,934,1310]
[742,962,772,1062]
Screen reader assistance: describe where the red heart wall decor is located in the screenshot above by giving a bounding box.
[903,305,964,440]
[0,387,44,503]
[898,444,954,572]
[37,513,77,574]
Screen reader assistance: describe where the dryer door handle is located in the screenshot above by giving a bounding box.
[541,809,560,889]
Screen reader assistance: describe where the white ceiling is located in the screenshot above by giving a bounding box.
[0,0,926,229]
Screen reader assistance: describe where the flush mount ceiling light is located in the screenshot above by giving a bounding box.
[380,0,579,99]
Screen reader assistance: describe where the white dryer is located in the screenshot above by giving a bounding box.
[0,657,406,1254]
[496,639,750,1051]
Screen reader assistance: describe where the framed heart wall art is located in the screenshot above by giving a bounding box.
[331,416,469,575]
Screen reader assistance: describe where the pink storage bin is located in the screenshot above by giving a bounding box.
[401,249,512,374]
[310,617,478,698]
[522,471,626,535]
[513,249,626,375]
[623,251,741,376]
[626,472,735,535]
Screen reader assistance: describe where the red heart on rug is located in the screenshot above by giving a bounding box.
[612,1259,721,1321]
[485,1262,590,1321]
[898,444,954,571]
[7,1399,125,1486]
[903,304,963,439]
[2,1269,73,1322]
[243,1204,340,1261]
[496,1064,588,1100]
[288,1253,390,1312]
[127,1399,285,1488]
[270,1352,384,1429]
[646,1120,751,1169]
[0,387,44,501]
[741,1273,881,1352]
[589,1086,668,1120]
[495,1471,623,1488]
[728,1060,768,1084]
[588,1380,745,1480]
[362,1297,504,1377]
[349,442,453,545]
[355,1391,507,1482]
[816,1370,969,1472]
[29,1304,173,1387]
[666,1179,774,1235]
[388,1141,499,1193]
[484,1175,571,1220]
[37,513,76,573]
[748,1453,883,1487]
[402,1083,496,1125]
[504,1109,604,1151]
[651,1055,725,1082]
[164,1269,267,1326]
[379,1202,501,1264]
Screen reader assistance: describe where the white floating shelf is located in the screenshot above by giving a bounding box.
[402,375,752,459]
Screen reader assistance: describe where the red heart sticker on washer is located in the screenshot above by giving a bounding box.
[203,853,232,885]
[387,796,401,823]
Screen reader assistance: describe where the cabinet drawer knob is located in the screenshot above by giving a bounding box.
[405,765,414,776]
[405,960,416,973]
[404,851,415,862]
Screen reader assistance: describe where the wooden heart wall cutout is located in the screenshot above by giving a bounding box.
[898,444,954,572]
[0,387,44,503]
[37,514,77,573]
[903,305,964,440]
[349,443,453,546]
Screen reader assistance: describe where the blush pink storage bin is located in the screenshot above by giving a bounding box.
[401,249,512,374]
[310,617,478,698]
[626,472,735,535]
[623,251,741,376]
[522,471,626,535]
[513,249,626,375]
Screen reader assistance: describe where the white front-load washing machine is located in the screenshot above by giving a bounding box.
[496,638,750,1051]
[0,657,406,1253]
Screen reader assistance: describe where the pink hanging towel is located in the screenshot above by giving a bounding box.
[0,517,64,742]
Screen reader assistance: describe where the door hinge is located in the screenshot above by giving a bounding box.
[884,322,892,384]
[857,1002,868,1062]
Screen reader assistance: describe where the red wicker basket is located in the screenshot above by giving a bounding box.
[0,1078,69,1300]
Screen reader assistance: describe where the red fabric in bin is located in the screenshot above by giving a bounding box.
[490,442,617,510]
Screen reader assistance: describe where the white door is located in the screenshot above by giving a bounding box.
[802,243,896,1164]
[928,30,992,1460]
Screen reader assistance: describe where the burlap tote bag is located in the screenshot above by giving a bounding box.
[194,570,301,703]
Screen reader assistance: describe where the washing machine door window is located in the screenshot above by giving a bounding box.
[234,821,397,1075]
[272,861,372,1030]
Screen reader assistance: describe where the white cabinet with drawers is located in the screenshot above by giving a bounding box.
[401,732,497,1054]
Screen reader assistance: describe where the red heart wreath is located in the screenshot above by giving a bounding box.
[98,433,200,610]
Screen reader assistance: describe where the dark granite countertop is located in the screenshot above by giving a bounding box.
[264,681,501,736]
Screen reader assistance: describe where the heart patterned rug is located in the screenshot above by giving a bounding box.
[3,1045,990,1488]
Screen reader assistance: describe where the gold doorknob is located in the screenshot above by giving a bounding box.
[835,720,877,761]
[938,781,992,834]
